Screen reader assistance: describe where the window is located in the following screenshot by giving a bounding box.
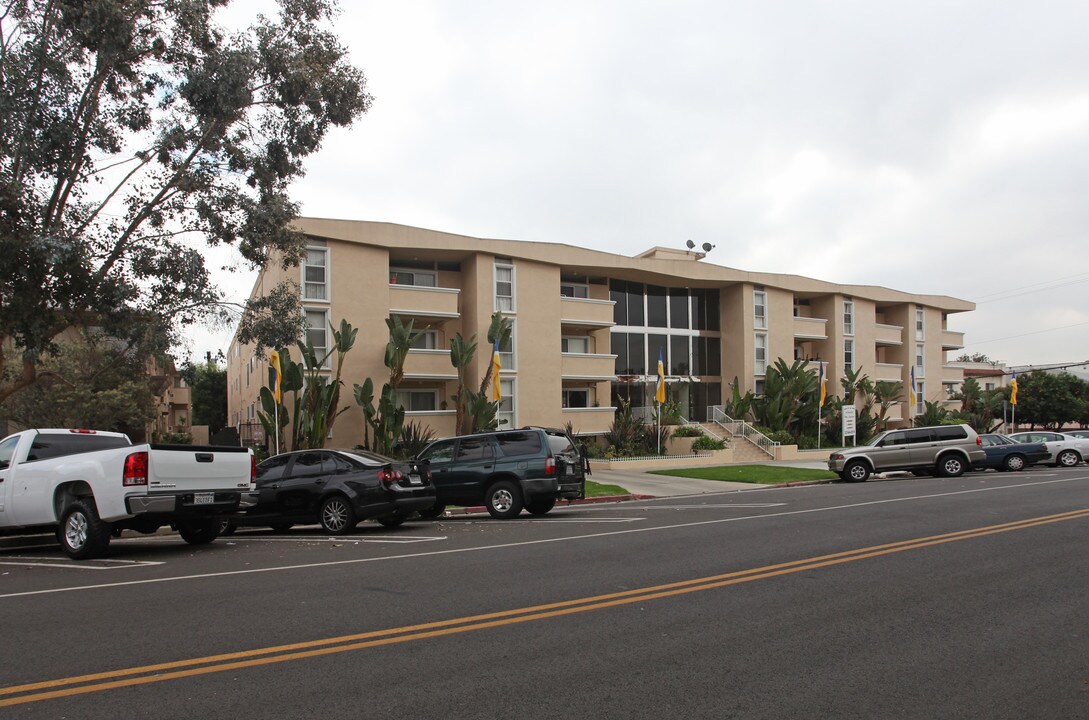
[916,308,925,340]
[754,333,767,375]
[390,268,437,287]
[670,335,689,375]
[499,325,515,370]
[754,379,766,395]
[497,379,515,428]
[496,431,543,457]
[669,288,690,329]
[305,309,329,365]
[393,389,439,412]
[562,388,590,408]
[410,330,439,350]
[561,336,590,354]
[916,381,925,415]
[843,298,854,336]
[256,454,291,482]
[915,343,925,378]
[793,297,810,318]
[647,285,667,327]
[933,426,968,441]
[23,433,130,463]
[304,247,328,300]
[495,263,514,312]
[456,437,493,461]
[754,290,767,330]
[844,339,854,372]
[985,382,995,391]
[560,282,589,298]
[421,440,455,463]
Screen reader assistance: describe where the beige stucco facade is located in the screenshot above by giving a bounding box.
[227,219,974,447]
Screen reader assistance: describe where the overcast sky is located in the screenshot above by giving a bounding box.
[192,0,1089,370]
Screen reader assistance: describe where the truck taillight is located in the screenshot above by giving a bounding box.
[251,455,257,483]
[545,457,556,475]
[123,451,149,486]
[378,469,404,486]
[976,436,983,446]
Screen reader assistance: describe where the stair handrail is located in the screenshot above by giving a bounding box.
[708,406,779,455]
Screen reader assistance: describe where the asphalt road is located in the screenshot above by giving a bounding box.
[3,466,1089,719]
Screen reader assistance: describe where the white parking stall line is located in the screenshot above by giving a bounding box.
[644,503,787,509]
[524,518,644,523]
[0,557,164,570]
[222,535,448,544]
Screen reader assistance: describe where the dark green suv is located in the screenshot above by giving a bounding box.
[415,427,587,519]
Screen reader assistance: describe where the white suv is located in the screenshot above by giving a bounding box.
[828,424,985,482]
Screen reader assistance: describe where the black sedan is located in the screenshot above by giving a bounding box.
[226,449,435,535]
[974,433,1051,472]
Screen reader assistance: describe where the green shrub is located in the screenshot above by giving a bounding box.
[692,435,727,451]
[672,425,703,438]
[764,430,795,445]
[156,432,192,445]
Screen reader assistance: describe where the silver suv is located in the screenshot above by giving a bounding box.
[828,424,985,482]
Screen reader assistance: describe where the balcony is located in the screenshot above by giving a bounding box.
[875,363,904,383]
[406,411,457,439]
[875,324,904,346]
[793,316,828,339]
[402,350,458,380]
[942,364,965,385]
[941,330,965,351]
[389,284,460,321]
[560,297,615,329]
[561,353,617,381]
[561,406,616,435]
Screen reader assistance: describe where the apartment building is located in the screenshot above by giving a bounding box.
[226,218,973,446]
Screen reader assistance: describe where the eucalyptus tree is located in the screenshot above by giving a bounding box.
[0,0,371,404]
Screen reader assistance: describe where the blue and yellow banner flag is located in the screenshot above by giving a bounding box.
[818,361,826,408]
[656,350,666,404]
[268,350,282,404]
[491,339,502,402]
[909,366,917,408]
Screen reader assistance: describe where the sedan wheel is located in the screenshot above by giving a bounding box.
[1058,449,1081,467]
[1003,454,1026,472]
[319,496,357,535]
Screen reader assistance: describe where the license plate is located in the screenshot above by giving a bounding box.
[193,492,215,505]
[566,465,574,475]
[407,475,422,485]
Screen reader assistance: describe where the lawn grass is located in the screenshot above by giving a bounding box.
[585,479,632,497]
[650,465,838,484]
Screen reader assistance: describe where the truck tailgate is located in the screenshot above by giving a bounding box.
[147,445,252,491]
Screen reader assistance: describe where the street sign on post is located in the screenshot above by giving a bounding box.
[842,405,857,445]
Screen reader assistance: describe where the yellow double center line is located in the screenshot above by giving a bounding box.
[4,508,1088,708]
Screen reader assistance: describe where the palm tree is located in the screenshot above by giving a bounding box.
[478,312,512,398]
[449,333,477,435]
[871,380,903,432]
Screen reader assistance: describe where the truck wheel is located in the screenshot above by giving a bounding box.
[58,499,111,560]
[843,460,870,483]
[319,495,357,535]
[485,480,523,519]
[417,502,446,519]
[178,519,221,545]
[525,496,557,516]
[937,455,966,478]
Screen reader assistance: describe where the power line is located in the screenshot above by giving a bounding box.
[963,319,1089,347]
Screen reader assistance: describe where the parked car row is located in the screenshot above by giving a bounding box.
[222,426,588,535]
[827,423,1088,482]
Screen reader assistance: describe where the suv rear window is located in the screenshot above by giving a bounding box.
[546,432,576,454]
[933,426,968,440]
[495,432,542,457]
[26,432,131,462]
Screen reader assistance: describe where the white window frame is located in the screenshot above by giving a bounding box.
[410,330,439,350]
[562,388,590,408]
[916,308,925,340]
[304,308,330,369]
[754,332,767,375]
[495,262,515,312]
[393,389,440,412]
[303,246,329,302]
[916,380,925,415]
[844,338,854,372]
[560,282,589,299]
[390,267,437,287]
[915,343,925,378]
[561,336,590,354]
[497,379,515,429]
[843,298,854,336]
[753,290,767,330]
[499,323,516,370]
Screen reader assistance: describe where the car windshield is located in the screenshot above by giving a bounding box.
[340,450,391,467]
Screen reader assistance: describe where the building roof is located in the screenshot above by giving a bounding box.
[291,217,975,313]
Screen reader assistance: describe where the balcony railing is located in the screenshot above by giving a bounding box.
[560,353,617,380]
[941,330,965,351]
[875,324,904,345]
[402,350,457,380]
[389,284,460,320]
[709,406,779,456]
[560,406,616,434]
[874,362,903,383]
[792,316,828,339]
[560,297,615,328]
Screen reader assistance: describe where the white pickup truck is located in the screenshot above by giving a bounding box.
[0,429,257,559]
